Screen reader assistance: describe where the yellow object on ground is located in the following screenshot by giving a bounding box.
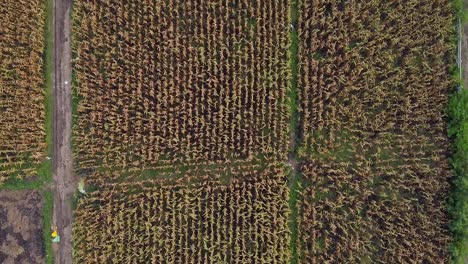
[51,225,60,243]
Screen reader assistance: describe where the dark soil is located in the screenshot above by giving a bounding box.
[0,190,45,264]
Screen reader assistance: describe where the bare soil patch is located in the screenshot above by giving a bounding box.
[0,190,45,264]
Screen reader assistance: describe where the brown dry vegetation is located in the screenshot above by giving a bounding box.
[72,0,293,262]
[0,0,47,184]
[70,0,461,262]
[74,167,290,263]
[298,160,451,263]
[72,0,290,178]
[297,0,455,262]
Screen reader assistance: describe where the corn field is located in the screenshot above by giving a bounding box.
[297,0,455,262]
[0,0,47,184]
[70,0,461,262]
[74,168,290,263]
[72,0,290,177]
[298,159,452,263]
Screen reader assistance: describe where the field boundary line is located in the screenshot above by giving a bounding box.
[288,0,301,263]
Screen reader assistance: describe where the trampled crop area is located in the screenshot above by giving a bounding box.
[297,0,455,262]
[0,0,47,184]
[72,0,290,178]
[74,168,290,263]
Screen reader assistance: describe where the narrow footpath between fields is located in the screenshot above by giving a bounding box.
[287,0,301,263]
[462,1,468,89]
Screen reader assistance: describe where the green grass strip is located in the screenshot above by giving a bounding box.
[288,0,301,263]
[44,0,53,161]
[449,1,468,263]
[42,1,54,263]
[448,89,468,264]
[451,0,468,22]
[0,179,44,190]
[42,190,54,264]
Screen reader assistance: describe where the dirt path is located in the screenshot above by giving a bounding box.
[52,0,75,263]
[462,2,468,89]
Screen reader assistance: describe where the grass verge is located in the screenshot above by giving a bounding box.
[42,191,54,264]
[42,2,54,263]
[449,1,468,263]
[448,89,468,264]
[44,0,53,162]
[452,0,468,22]
[288,0,301,263]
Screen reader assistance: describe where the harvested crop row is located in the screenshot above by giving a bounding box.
[0,0,47,184]
[297,0,455,263]
[74,169,290,263]
[72,0,290,178]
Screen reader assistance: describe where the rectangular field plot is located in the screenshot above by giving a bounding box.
[298,0,455,158]
[0,190,45,263]
[72,0,290,176]
[0,0,47,184]
[298,161,451,263]
[74,169,290,263]
[296,1,455,263]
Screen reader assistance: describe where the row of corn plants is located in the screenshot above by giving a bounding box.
[71,0,291,180]
[74,167,290,263]
[0,0,48,184]
[296,0,457,262]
